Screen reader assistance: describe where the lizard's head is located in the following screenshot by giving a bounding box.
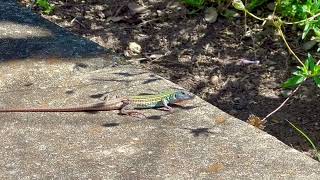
[172,90,194,103]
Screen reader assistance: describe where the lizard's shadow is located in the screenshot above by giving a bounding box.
[102,122,120,127]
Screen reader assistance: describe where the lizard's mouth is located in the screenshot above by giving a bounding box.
[173,99,192,106]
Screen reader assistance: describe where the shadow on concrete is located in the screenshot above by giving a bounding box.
[181,127,213,137]
[0,1,107,62]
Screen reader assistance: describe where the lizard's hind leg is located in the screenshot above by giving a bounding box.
[120,100,146,118]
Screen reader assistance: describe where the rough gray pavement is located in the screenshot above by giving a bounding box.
[0,1,320,179]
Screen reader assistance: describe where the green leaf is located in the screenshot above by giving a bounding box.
[43,5,54,14]
[297,66,304,71]
[302,21,312,39]
[314,76,320,88]
[232,0,246,11]
[292,70,303,76]
[181,0,205,8]
[313,26,320,37]
[36,0,49,8]
[282,75,306,89]
[306,53,316,72]
[315,65,320,74]
[247,0,268,11]
[36,0,54,14]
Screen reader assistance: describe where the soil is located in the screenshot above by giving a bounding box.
[19,0,320,159]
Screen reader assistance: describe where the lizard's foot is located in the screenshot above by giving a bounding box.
[127,111,147,119]
[159,106,174,112]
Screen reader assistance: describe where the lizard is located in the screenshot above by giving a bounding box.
[0,90,194,116]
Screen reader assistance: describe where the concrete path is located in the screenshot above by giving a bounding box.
[0,1,320,179]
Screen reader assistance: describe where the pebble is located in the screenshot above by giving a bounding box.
[204,7,218,23]
[210,75,219,85]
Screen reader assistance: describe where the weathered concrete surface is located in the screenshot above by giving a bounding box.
[0,1,320,179]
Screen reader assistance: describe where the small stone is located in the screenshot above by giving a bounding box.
[94,5,105,11]
[194,75,201,81]
[229,110,238,115]
[267,3,275,11]
[90,23,103,30]
[210,75,219,85]
[267,81,278,89]
[222,9,240,18]
[303,40,317,51]
[268,66,275,71]
[129,42,142,54]
[156,10,164,17]
[107,16,124,22]
[51,15,61,20]
[128,2,147,15]
[256,10,262,16]
[205,7,218,23]
[167,1,184,10]
[123,50,132,57]
[233,97,241,101]
[281,90,292,97]
[97,11,105,19]
[244,82,254,90]
[267,60,277,65]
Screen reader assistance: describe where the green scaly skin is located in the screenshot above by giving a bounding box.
[128,90,193,109]
[0,90,194,115]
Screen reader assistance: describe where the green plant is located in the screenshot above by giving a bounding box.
[232,0,320,89]
[181,0,206,9]
[247,0,269,11]
[278,0,320,20]
[36,0,55,15]
[278,0,320,40]
[287,120,320,161]
[282,54,320,89]
[232,0,320,124]
[235,0,320,40]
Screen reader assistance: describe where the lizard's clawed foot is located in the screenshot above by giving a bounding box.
[159,106,174,113]
[127,111,147,119]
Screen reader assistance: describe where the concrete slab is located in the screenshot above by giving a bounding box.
[0,1,320,179]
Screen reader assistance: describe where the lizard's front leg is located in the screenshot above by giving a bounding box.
[160,99,173,112]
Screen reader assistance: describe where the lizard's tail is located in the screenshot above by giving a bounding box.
[0,102,119,112]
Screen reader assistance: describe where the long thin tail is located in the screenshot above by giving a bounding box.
[0,102,119,112]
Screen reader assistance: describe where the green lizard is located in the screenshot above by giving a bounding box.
[0,90,194,116]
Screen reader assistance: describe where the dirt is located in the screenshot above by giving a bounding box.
[19,0,320,159]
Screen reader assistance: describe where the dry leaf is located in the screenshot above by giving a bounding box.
[246,114,266,130]
[206,163,225,174]
[215,116,226,124]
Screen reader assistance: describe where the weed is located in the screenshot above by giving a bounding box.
[232,0,320,88]
[181,0,206,9]
[247,0,269,11]
[282,54,320,89]
[287,120,320,161]
[278,0,320,40]
[35,0,55,15]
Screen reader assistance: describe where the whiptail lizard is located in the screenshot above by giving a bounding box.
[0,90,194,116]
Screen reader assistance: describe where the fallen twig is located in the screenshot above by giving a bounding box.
[261,84,301,123]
